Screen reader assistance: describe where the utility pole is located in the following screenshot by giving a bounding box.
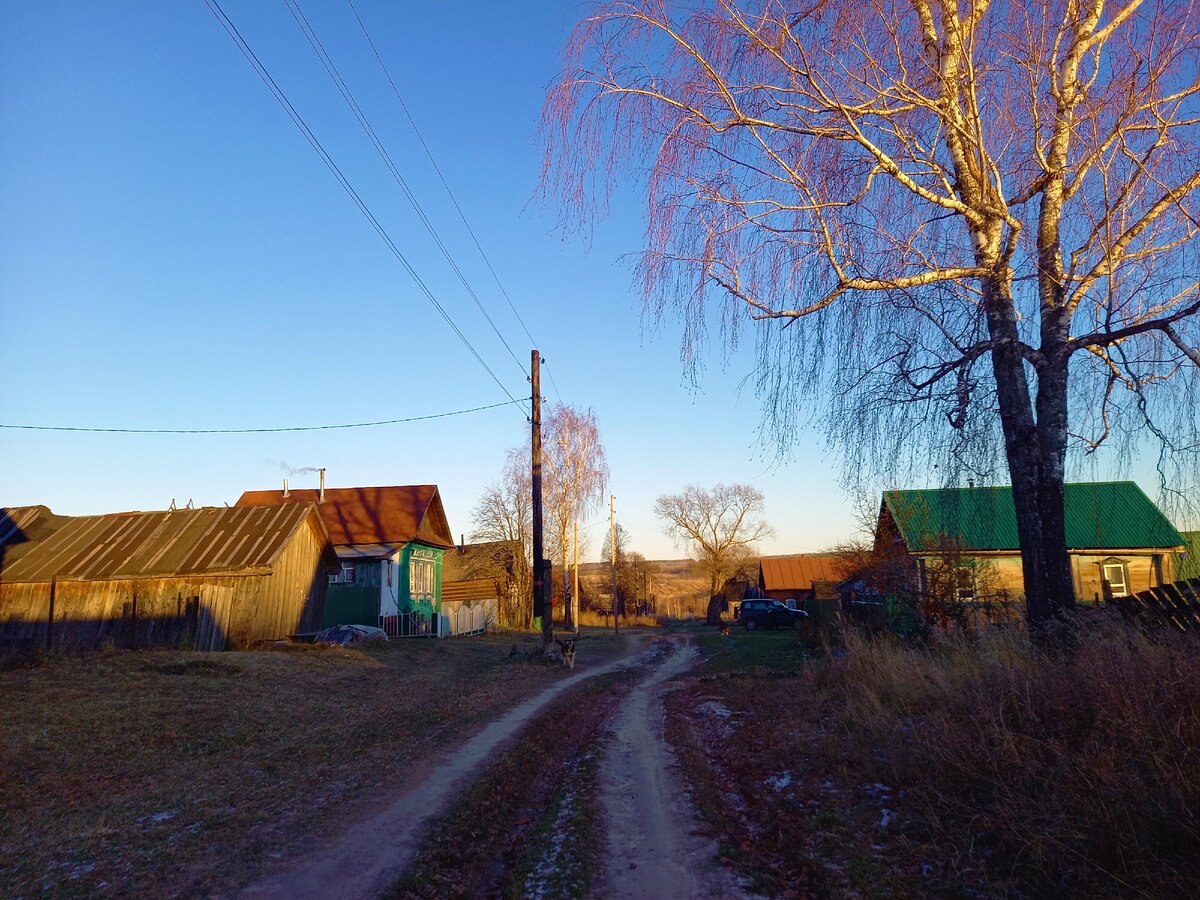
[532,350,550,650]
[610,494,618,635]
[572,519,579,633]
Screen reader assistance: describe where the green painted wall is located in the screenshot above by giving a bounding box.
[398,544,445,615]
[324,585,379,628]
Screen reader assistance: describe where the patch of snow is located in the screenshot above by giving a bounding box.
[694,701,732,718]
[67,862,96,880]
[878,808,893,828]
[524,751,594,899]
[765,771,793,791]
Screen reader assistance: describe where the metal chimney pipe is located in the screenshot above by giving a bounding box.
[319,468,326,502]
[283,478,289,498]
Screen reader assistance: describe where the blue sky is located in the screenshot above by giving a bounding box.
[0,1,1181,560]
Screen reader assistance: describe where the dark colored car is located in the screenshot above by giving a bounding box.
[735,598,810,631]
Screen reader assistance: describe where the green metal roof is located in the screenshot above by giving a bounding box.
[1179,532,1200,580]
[882,482,1184,553]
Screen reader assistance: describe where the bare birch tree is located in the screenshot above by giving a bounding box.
[655,483,773,622]
[543,404,609,630]
[544,0,1200,636]
[470,450,534,628]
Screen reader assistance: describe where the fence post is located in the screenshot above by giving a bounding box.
[129,582,139,650]
[47,576,57,653]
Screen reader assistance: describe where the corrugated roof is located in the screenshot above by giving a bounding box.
[760,555,841,592]
[0,504,331,584]
[883,482,1184,553]
[1,506,71,548]
[236,485,454,549]
[441,578,498,603]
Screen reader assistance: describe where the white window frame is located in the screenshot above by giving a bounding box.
[1102,562,1129,598]
[409,555,435,600]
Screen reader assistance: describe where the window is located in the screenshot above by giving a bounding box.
[330,563,355,585]
[954,567,976,602]
[410,557,435,599]
[1102,562,1129,598]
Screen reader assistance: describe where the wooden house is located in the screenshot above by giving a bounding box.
[758,553,843,626]
[0,503,336,652]
[236,484,456,634]
[758,554,842,603]
[877,482,1186,603]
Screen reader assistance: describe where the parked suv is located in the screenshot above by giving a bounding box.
[735,599,810,631]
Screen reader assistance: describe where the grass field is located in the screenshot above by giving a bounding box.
[0,630,631,897]
[669,621,1200,897]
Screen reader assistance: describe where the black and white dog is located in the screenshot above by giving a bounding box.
[555,638,577,670]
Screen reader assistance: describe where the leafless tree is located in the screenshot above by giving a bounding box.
[544,0,1200,638]
[600,522,652,616]
[654,483,773,622]
[544,403,609,630]
[470,450,533,628]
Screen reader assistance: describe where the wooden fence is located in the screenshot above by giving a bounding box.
[1111,578,1200,631]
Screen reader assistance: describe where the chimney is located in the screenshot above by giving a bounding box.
[283,478,290,498]
[319,467,326,503]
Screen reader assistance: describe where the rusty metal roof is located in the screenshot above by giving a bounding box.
[236,485,455,549]
[0,503,333,584]
[759,555,842,593]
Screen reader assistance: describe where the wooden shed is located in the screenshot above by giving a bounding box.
[0,503,337,652]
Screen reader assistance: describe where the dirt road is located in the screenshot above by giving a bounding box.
[241,638,648,900]
[598,639,746,899]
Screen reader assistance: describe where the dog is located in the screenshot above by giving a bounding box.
[555,638,577,671]
[718,622,730,636]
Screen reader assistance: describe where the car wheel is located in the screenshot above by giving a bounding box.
[744,618,757,631]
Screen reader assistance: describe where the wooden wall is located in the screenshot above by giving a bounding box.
[0,519,328,652]
[918,551,1173,603]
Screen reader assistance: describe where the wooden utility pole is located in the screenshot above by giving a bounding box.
[572,519,579,633]
[532,350,550,650]
[610,494,618,635]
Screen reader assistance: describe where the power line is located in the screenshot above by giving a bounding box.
[201,0,524,412]
[285,0,526,378]
[345,0,566,404]
[0,398,525,434]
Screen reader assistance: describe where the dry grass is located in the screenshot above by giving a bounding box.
[0,633,629,897]
[669,618,1200,896]
[570,609,661,628]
